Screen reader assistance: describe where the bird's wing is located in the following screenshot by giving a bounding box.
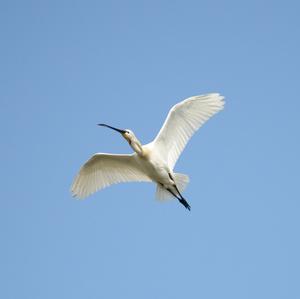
[153,93,224,169]
[71,153,151,199]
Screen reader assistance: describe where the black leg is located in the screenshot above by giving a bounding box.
[166,188,191,211]
[173,184,184,200]
[178,198,191,211]
[166,173,191,211]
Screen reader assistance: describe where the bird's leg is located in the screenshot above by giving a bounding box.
[166,187,191,211]
[173,184,187,203]
[167,173,191,211]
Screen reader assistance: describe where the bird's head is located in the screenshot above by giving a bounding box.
[98,124,140,150]
[122,129,136,144]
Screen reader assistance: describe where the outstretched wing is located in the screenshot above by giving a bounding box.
[153,93,224,170]
[71,153,151,199]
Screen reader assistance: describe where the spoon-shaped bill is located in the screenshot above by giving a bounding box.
[98,123,126,134]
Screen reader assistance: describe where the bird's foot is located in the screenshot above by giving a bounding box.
[179,198,191,211]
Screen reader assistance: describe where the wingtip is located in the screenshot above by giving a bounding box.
[71,192,79,199]
[70,188,84,200]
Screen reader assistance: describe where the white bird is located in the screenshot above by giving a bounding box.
[71,93,225,210]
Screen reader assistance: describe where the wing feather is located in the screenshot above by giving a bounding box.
[71,153,151,199]
[153,93,224,169]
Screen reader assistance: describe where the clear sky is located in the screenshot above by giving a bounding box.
[1,1,300,298]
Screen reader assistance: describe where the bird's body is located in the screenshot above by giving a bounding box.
[132,143,175,193]
[134,143,167,182]
[71,93,225,210]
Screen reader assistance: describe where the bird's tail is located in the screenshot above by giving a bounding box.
[156,173,189,201]
[174,173,189,193]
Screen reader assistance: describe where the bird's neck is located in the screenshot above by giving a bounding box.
[130,138,144,156]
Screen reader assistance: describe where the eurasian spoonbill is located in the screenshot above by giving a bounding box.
[71,93,225,210]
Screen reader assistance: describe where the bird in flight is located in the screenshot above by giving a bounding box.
[71,93,224,210]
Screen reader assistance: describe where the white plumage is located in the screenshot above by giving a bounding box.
[71,154,151,199]
[71,93,225,210]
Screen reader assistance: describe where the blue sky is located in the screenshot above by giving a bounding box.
[1,1,300,298]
